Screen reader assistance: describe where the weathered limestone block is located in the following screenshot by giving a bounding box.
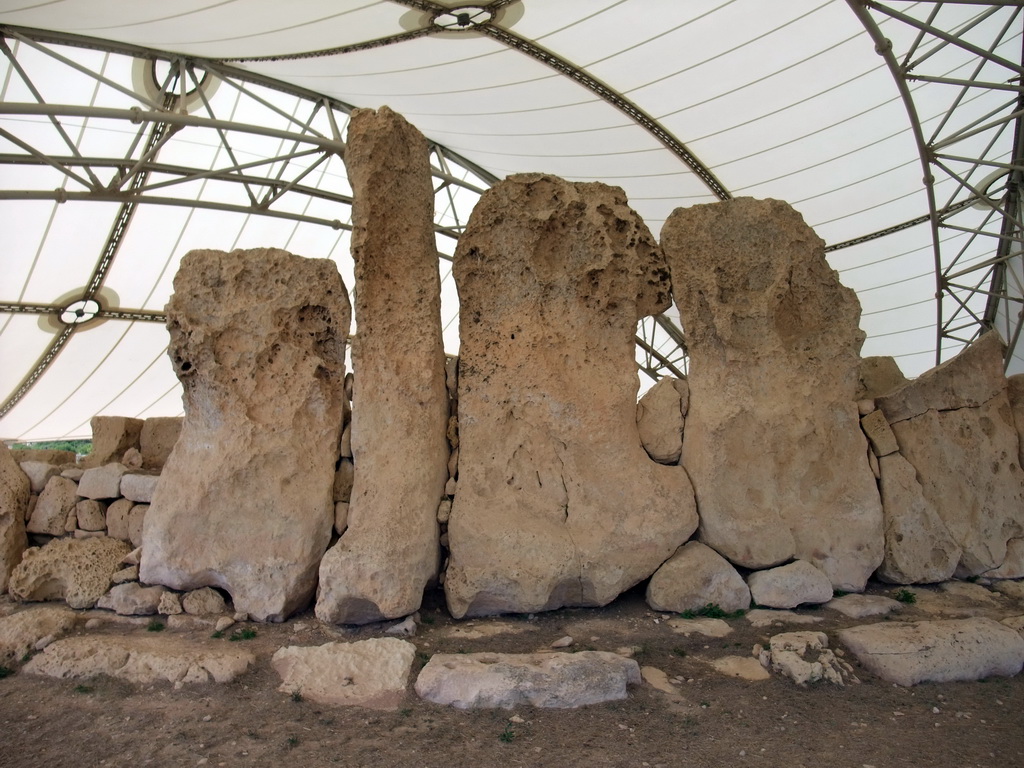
[77,463,127,500]
[11,449,75,465]
[120,473,158,503]
[415,651,641,709]
[759,631,851,685]
[316,108,448,625]
[182,587,227,615]
[646,541,750,614]
[81,416,142,469]
[19,461,59,493]
[140,248,350,622]
[9,536,131,609]
[105,498,133,541]
[985,538,1024,579]
[860,410,898,457]
[636,377,688,465]
[24,635,255,685]
[747,560,833,609]
[1,443,30,593]
[27,476,78,536]
[127,504,147,548]
[0,606,77,664]
[661,198,883,590]
[444,174,698,618]
[332,459,354,504]
[838,618,1024,685]
[856,356,908,400]
[74,499,106,532]
[880,333,1024,576]
[1007,373,1024,468]
[272,638,415,709]
[140,416,182,469]
[876,453,960,584]
[96,582,167,615]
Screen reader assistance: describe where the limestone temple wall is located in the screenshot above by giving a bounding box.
[2,109,1024,633]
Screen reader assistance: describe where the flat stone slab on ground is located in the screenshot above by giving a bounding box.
[837,618,1024,686]
[710,655,770,681]
[745,609,824,628]
[667,617,732,638]
[415,650,641,709]
[825,594,902,618]
[0,606,77,665]
[23,635,255,685]
[272,637,415,710]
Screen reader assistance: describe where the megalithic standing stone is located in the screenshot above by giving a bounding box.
[660,198,884,591]
[315,106,450,625]
[140,248,349,622]
[444,173,698,619]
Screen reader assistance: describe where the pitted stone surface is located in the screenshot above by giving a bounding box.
[0,606,77,664]
[838,618,1024,686]
[882,334,1024,576]
[24,634,254,685]
[444,174,697,618]
[272,637,415,709]
[661,198,882,591]
[415,650,641,709]
[1,442,30,593]
[27,476,77,536]
[140,248,349,622]
[647,540,750,614]
[9,536,131,609]
[81,417,142,469]
[317,107,448,626]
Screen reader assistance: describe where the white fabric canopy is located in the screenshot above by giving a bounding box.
[1,0,1021,441]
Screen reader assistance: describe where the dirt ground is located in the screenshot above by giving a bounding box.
[1,581,1023,768]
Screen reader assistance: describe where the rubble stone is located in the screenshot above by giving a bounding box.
[635,377,688,465]
[18,461,59,494]
[120,473,159,503]
[74,500,106,532]
[9,536,131,609]
[747,560,833,609]
[27,476,78,536]
[77,464,127,500]
[96,582,167,615]
[1,443,30,593]
[647,541,750,614]
[140,417,182,469]
[80,416,142,469]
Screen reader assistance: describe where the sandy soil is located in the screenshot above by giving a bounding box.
[1,582,1023,768]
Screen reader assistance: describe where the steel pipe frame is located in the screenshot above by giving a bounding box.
[847,1,1024,369]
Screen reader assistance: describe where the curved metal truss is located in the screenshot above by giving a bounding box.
[847,0,1024,370]
[0,25,691,421]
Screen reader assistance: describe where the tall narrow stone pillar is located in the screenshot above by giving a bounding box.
[444,173,698,619]
[661,198,883,591]
[316,107,450,625]
[140,248,349,622]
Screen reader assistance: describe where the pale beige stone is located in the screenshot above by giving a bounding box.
[332,459,354,503]
[415,650,641,709]
[24,634,254,684]
[182,587,227,615]
[140,417,182,469]
[140,250,349,623]
[744,609,824,628]
[272,638,415,709]
[110,565,138,585]
[838,618,1024,685]
[991,580,1024,600]
[127,504,147,548]
[860,410,899,457]
[887,358,1024,576]
[96,582,167,615]
[445,174,697,618]
[876,453,960,584]
[120,473,159,504]
[317,109,448,625]
[647,540,750,614]
[105,498,134,541]
[81,416,143,469]
[825,594,901,618]
[0,606,77,664]
[762,631,850,685]
[985,537,1024,579]
[661,198,883,590]
[1,443,30,593]
[710,656,770,681]
[334,502,349,536]
[635,377,687,465]
[747,560,833,609]
[121,447,143,470]
[11,449,76,465]
[856,356,908,400]
[75,499,106,532]
[640,665,680,695]
[27,476,77,536]
[18,461,59,494]
[9,537,131,609]
[158,591,183,615]
[77,463,127,500]
[667,617,732,638]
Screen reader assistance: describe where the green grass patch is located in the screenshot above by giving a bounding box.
[894,588,917,604]
[146,619,165,632]
[0,666,12,679]
[678,603,746,620]
[228,627,257,642]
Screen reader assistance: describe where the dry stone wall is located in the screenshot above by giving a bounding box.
[444,173,698,618]
[140,248,350,622]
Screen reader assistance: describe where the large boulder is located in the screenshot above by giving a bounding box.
[1,442,30,593]
[272,638,415,709]
[139,248,350,622]
[878,333,1024,576]
[415,651,641,709]
[661,198,883,590]
[316,107,449,625]
[9,536,131,609]
[646,540,750,613]
[80,416,142,469]
[838,618,1024,685]
[444,174,698,618]
[747,560,833,609]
